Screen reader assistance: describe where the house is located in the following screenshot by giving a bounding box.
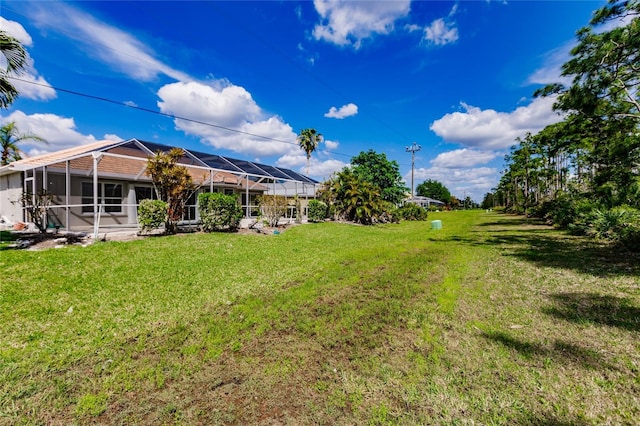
[404,196,445,209]
[0,138,319,232]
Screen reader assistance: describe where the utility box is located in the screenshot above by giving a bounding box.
[431,220,442,230]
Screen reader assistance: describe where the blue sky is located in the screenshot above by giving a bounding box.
[1,0,604,201]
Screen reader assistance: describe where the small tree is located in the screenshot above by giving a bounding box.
[257,194,288,227]
[198,192,243,232]
[320,169,387,225]
[146,148,199,234]
[17,189,52,233]
[350,149,407,205]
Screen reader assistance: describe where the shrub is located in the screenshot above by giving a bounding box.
[396,203,428,221]
[198,192,243,232]
[307,199,328,222]
[137,199,168,233]
[587,205,640,244]
[257,195,288,227]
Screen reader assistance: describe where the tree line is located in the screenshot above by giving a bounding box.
[487,0,640,249]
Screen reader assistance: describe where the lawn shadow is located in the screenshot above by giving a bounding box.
[482,330,617,371]
[543,292,640,331]
[475,215,640,277]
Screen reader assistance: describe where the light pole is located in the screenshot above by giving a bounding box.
[406,142,421,198]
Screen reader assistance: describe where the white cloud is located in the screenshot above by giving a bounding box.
[423,5,459,46]
[275,154,346,181]
[431,148,499,168]
[1,18,56,102]
[423,18,459,46]
[410,165,498,202]
[0,17,33,46]
[430,96,563,150]
[324,103,358,119]
[309,158,348,180]
[27,2,191,82]
[0,111,121,155]
[312,0,411,49]
[275,153,306,169]
[324,139,339,150]
[157,81,296,157]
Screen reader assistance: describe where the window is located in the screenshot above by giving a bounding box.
[134,186,156,203]
[82,181,124,214]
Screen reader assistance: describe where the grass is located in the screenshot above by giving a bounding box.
[1,211,639,424]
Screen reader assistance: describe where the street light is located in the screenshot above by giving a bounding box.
[406,142,421,198]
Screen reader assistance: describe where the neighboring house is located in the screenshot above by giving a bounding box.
[404,196,445,209]
[0,138,319,231]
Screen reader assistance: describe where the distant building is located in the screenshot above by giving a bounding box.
[404,196,445,209]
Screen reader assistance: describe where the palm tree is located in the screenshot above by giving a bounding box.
[1,122,47,165]
[297,128,323,176]
[1,30,28,109]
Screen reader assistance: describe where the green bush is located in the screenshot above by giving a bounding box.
[198,192,243,232]
[587,206,640,247]
[137,199,167,233]
[307,199,328,222]
[396,203,428,221]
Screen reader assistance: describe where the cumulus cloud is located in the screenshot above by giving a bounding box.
[431,148,499,168]
[324,139,339,150]
[157,81,297,157]
[0,111,121,156]
[312,0,411,49]
[410,165,498,202]
[0,17,33,46]
[423,5,459,46]
[324,103,358,119]
[423,18,458,46]
[430,96,563,150]
[26,2,190,82]
[1,18,56,102]
[310,158,348,180]
[275,154,346,181]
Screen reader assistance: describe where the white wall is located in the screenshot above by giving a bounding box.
[0,172,24,224]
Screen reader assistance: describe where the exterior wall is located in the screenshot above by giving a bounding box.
[1,167,272,230]
[0,172,24,224]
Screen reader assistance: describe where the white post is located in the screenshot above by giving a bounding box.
[245,174,250,218]
[65,161,70,230]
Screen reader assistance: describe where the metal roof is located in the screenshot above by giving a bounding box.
[0,138,319,185]
[136,140,318,184]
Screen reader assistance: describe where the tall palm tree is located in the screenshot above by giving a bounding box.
[1,122,47,166]
[297,128,323,176]
[1,30,28,109]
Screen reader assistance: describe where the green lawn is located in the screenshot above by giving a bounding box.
[1,211,639,424]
